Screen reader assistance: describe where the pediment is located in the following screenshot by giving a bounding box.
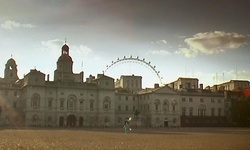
[152,85,176,94]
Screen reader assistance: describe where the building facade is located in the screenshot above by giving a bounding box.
[0,44,249,128]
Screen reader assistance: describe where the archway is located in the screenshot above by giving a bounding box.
[67,115,76,127]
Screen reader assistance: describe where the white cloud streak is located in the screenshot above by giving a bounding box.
[1,20,36,30]
[178,31,247,58]
[151,40,168,44]
[146,50,171,56]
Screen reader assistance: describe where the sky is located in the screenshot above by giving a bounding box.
[0,0,250,88]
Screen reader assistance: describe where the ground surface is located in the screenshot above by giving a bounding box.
[0,127,250,150]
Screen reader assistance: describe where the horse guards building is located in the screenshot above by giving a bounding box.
[0,44,249,128]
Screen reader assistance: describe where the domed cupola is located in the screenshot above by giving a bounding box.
[57,44,73,63]
[54,43,74,82]
[4,57,19,82]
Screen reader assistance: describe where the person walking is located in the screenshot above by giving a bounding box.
[123,118,131,134]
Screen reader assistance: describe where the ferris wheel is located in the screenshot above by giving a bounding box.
[103,56,163,85]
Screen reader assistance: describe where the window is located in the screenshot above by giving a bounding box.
[79,100,84,110]
[67,95,76,111]
[118,105,121,111]
[133,97,136,101]
[125,96,128,101]
[189,98,193,102]
[125,106,128,111]
[155,100,160,111]
[103,97,111,111]
[172,100,177,112]
[60,99,64,110]
[211,98,214,103]
[48,98,52,109]
[163,100,169,112]
[200,98,204,103]
[182,97,186,102]
[31,93,40,108]
[90,100,94,110]
[182,107,186,116]
[198,105,206,116]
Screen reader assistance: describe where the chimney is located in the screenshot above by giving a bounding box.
[200,84,203,89]
[154,83,159,89]
[47,74,50,81]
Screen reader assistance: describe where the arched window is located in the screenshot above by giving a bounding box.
[172,100,177,112]
[163,100,169,112]
[154,99,161,111]
[67,94,77,110]
[60,98,65,110]
[31,93,40,108]
[198,105,206,116]
[103,97,111,111]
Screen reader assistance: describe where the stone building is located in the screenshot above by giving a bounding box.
[2,43,248,128]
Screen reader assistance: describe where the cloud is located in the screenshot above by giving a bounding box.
[228,70,250,80]
[71,45,93,55]
[41,39,63,51]
[175,48,198,58]
[146,50,171,56]
[178,31,247,58]
[1,20,36,30]
[41,39,93,56]
[151,40,168,44]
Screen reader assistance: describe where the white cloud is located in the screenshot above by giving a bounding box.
[228,70,250,80]
[146,50,171,56]
[71,45,93,55]
[151,40,168,44]
[41,39,93,56]
[41,39,63,51]
[175,48,198,58]
[178,31,247,58]
[1,20,36,30]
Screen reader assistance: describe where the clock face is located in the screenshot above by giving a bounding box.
[9,65,13,70]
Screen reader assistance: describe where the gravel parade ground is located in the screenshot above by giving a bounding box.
[0,127,249,150]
